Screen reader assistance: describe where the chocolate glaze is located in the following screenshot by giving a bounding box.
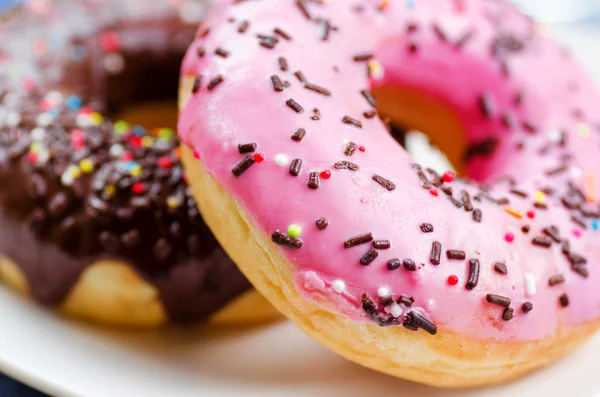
[0,0,252,324]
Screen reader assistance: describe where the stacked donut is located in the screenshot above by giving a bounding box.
[0,0,278,327]
[178,0,600,387]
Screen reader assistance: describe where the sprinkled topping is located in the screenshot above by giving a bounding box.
[294,71,307,83]
[353,53,373,62]
[360,248,379,266]
[486,294,511,307]
[344,233,374,248]
[331,279,346,293]
[316,217,329,230]
[532,236,552,248]
[372,175,396,191]
[472,209,482,222]
[548,274,565,286]
[231,155,256,177]
[402,259,417,271]
[308,171,320,189]
[286,98,304,113]
[387,258,401,270]
[429,241,442,265]
[344,141,357,156]
[420,223,434,233]
[342,115,363,128]
[207,75,224,91]
[373,240,391,249]
[333,161,359,171]
[305,83,331,96]
[524,273,537,296]
[494,262,508,274]
[192,75,202,93]
[272,230,303,249]
[215,47,230,58]
[274,27,292,41]
[238,142,257,153]
[289,159,302,176]
[291,128,306,142]
[465,259,480,290]
[446,250,466,260]
[522,302,533,313]
[361,90,376,107]
[278,56,289,71]
[271,75,284,92]
[288,224,302,238]
[238,20,250,33]
[559,294,570,308]
[502,307,514,321]
[403,312,437,335]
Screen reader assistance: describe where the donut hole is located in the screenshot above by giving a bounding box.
[373,85,464,175]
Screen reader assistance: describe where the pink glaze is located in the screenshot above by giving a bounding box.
[179,0,600,341]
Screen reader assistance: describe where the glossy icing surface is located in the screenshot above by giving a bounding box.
[180,0,600,339]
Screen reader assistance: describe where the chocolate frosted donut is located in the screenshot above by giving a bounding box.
[0,0,276,326]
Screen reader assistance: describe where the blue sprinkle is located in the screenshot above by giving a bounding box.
[125,161,137,170]
[133,125,146,136]
[592,219,599,231]
[66,95,82,110]
[48,108,60,117]
[406,0,415,8]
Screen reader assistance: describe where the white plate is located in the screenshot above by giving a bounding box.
[1,25,600,397]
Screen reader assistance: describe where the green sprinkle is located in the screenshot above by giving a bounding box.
[113,120,129,134]
[159,128,174,140]
[288,224,302,238]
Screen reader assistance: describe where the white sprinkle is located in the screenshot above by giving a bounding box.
[3,92,19,107]
[524,273,536,296]
[37,149,50,164]
[547,130,562,143]
[389,304,403,318]
[109,143,125,158]
[570,167,583,178]
[5,112,20,127]
[31,127,46,141]
[36,113,53,127]
[103,53,125,74]
[76,113,92,128]
[377,286,390,297]
[61,171,74,186]
[45,90,63,106]
[274,154,289,167]
[331,279,346,293]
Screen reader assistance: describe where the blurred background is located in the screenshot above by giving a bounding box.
[0,0,599,396]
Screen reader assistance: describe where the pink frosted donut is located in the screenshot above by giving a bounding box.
[178,0,600,387]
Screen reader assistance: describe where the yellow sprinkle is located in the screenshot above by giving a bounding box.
[68,165,81,179]
[368,59,384,80]
[167,196,180,208]
[174,147,182,159]
[104,185,115,197]
[379,0,389,9]
[504,207,523,219]
[142,136,154,148]
[29,142,42,153]
[79,158,95,173]
[534,191,546,203]
[577,122,591,137]
[129,164,142,177]
[585,173,597,204]
[91,112,103,126]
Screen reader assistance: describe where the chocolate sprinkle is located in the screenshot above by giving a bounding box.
[559,293,570,308]
[429,241,442,265]
[291,128,306,141]
[486,294,511,307]
[472,208,482,222]
[191,75,202,93]
[373,240,391,249]
[387,258,401,270]
[478,93,497,118]
[238,142,257,153]
[344,141,357,156]
[402,259,417,271]
[360,248,379,266]
[502,307,514,321]
[548,274,565,286]
[286,98,304,113]
[272,231,303,249]
[493,262,507,274]
[521,225,530,234]
[466,259,480,290]
[353,53,373,62]
[305,83,331,96]
[342,115,363,128]
[207,74,224,91]
[532,236,552,248]
[316,217,328,230]
[446,250,466,260]
[278,56,289,71]
[420,223,434,233]
[403,312,437,335]
[344,233,373,248]
[274,27,292,41]
[333,161,359,171]
[522,302,533,313]
[238,20,250,33]
[372,175,396,191]
[296,0,312,20]
[361,90,376,107]
[215,47,230,58]
[231,156,256,177]
[308,171,320,189]
[289,159,302,176]
[543,226,561,243]
[461,190,474,212]
[271,75,284,92]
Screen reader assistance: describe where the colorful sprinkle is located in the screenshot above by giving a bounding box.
[287,224,302,238]
[447,275,458,286]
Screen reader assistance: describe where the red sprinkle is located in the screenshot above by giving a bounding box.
[132,182,145,194]
[27,152,38,163]
[99,31,121,52]
[193,151,200,159]
[121,152,134,161]
[526,210,535,219]
[358,146,366,152]
[447,275,459,286]
[429,188,439,197]
[504,232,515,243]
[254,153,265,163]
[573,229,582,238]
[320,170,331,179]
[158,156,172,169]
[442,171,455,183]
